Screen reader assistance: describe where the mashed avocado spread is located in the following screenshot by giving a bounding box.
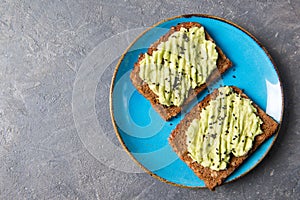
[139,26,218,107]
[186,86,263,171]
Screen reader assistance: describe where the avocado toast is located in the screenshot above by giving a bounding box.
[168,86,279,190]
[130,22,232,121]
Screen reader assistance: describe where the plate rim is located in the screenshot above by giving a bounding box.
[109,14,284,188]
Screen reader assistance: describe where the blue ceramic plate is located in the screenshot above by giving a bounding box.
[110,14,283,187]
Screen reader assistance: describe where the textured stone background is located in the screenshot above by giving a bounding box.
[0,0,299,199]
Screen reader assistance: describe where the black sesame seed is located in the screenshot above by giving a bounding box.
[233,75,236,78]
[192,45,196,48]
[235,126,237,129]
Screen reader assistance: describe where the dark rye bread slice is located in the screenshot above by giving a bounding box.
[130,22,232,121]
[168,86,279,190]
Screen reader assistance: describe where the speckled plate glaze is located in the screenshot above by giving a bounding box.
[110,14,283,188]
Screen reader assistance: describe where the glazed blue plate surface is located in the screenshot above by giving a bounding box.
[111,15,283,187]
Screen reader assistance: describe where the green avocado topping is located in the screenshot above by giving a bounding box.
[186,86,263,171]
[139,26,218,107]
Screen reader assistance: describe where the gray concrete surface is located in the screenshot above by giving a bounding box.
[0,0,299,199]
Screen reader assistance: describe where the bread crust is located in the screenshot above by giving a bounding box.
[168,86,279,190]
[130,22,233,121]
